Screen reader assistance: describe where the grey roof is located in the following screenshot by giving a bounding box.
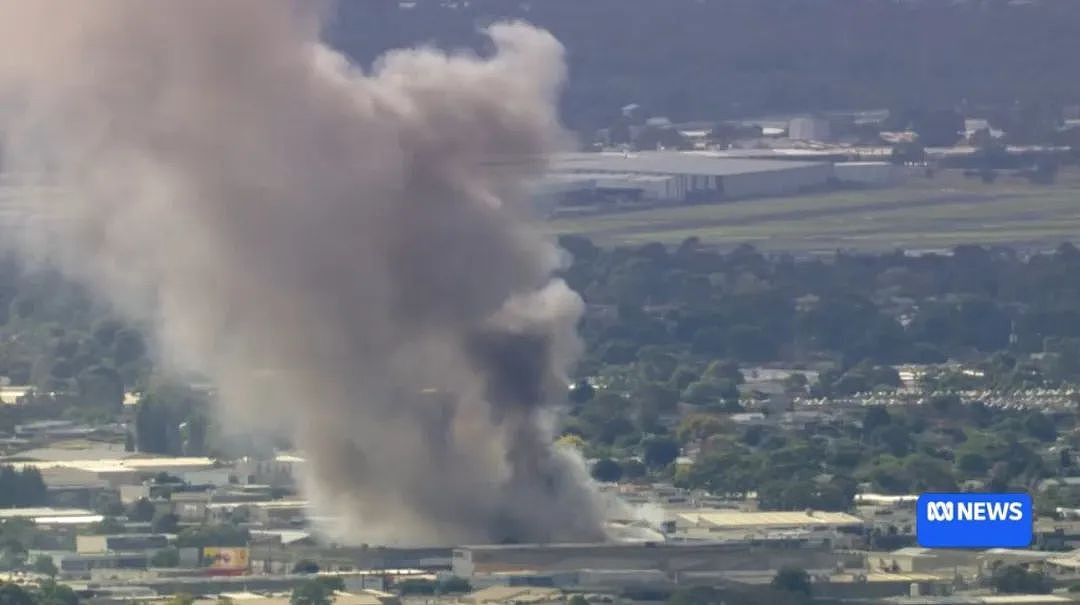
[549,151,827,177]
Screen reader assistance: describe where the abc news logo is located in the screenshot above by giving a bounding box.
[924,500,1025,522]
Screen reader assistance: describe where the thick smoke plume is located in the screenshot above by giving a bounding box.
[0,1,606,545]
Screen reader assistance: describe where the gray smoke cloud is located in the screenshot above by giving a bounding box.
[0,1,606,545]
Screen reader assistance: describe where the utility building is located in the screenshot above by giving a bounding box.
[545,152,832,204]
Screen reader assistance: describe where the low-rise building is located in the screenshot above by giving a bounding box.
[669,510,865,546]
[452,541,839,579]
[712,569,947,600]
[206,500,307,527]
[171,490,213,522]
[76,533,169,554]
[190,591,398,605]
[545,152,835,204]
[881,595,1079,605]
[7,455,218,487]
[42,550,151,579]
[869,548,978,574]
[460,586,563,605]
[0,506,103,527]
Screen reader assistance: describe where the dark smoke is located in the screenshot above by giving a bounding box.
[0,1,606,545]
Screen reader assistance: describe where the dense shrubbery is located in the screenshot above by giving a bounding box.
[0,466,46,507]
[563,238,1080,384]
[556,239,1080,507]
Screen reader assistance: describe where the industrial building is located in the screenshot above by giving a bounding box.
[667,510,865,545]
[834,161,904,186]
[0,506,104,526]
[451,541,840,579]
[546,152,834,204]
[788,116,832,142]
[77,533,169,554]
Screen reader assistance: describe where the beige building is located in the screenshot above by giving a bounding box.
[868,548,977,574]
[459,586,563,605]
[670,510,864,545]
[193,590,398,605]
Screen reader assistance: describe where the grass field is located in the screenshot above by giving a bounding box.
[545,169,1080,253]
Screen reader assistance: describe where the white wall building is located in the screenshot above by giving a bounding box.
[789,117,832,142]
[546,152,833,203]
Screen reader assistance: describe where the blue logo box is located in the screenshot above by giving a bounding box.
[916,492,1033,548]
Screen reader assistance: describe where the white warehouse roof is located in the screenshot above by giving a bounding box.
[676,510,864,529]
[550,151,828,177]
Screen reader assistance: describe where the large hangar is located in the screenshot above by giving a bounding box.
[547,151,833,203]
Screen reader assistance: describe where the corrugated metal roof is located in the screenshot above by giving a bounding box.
[463,586,562,604]
[680,510,863,528]
[886,596,1075,605]
[7,456,215,474]
[550,151,827,177]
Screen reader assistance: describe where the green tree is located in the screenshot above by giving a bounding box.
[643,437,680,469]
[151,547,180,567]
[758,477,854,512]
[621,459,647,480]
[396,579,437,596]
[682,380,738,407]
[567,596,589,605]
[667,586,722,605]
[590,459,623,483]
[677,414,728,444]
[135,383,209,455]
[862,406,891,434]
[905,454,957,491]
[567,380,595,405]
[113,328,146,365]
[1024,412,1057,442]
[0,466,47,507]
[316,577,344,593]
[772,567,812,596]
[176,525,249,548]
[31,555,57,578]
[0,584,35,605]
[166,594,195,605]
[290,580,333,605]
[437,577,470,594]
[88,517,124,535]
[76,364,124,409]
[37,580,78,605]
[633,383,679,414]
[151,512,179,534]
[130,498,156,523]
[782,372,808,394]
[957,452,989,475]
[891,141,926,165]
[867,457,912,493]
[638,350,678,382]
[913,109,964,147]
[992,565,1051,594]
[870,425,913,457]
[703,360,744,384]
[684,450,758,497]
[292,559,319,574]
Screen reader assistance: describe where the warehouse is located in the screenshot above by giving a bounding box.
[546,151,833,203]
[451,541,840,578]
[834,161,904,186]
[668,510,865,546]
